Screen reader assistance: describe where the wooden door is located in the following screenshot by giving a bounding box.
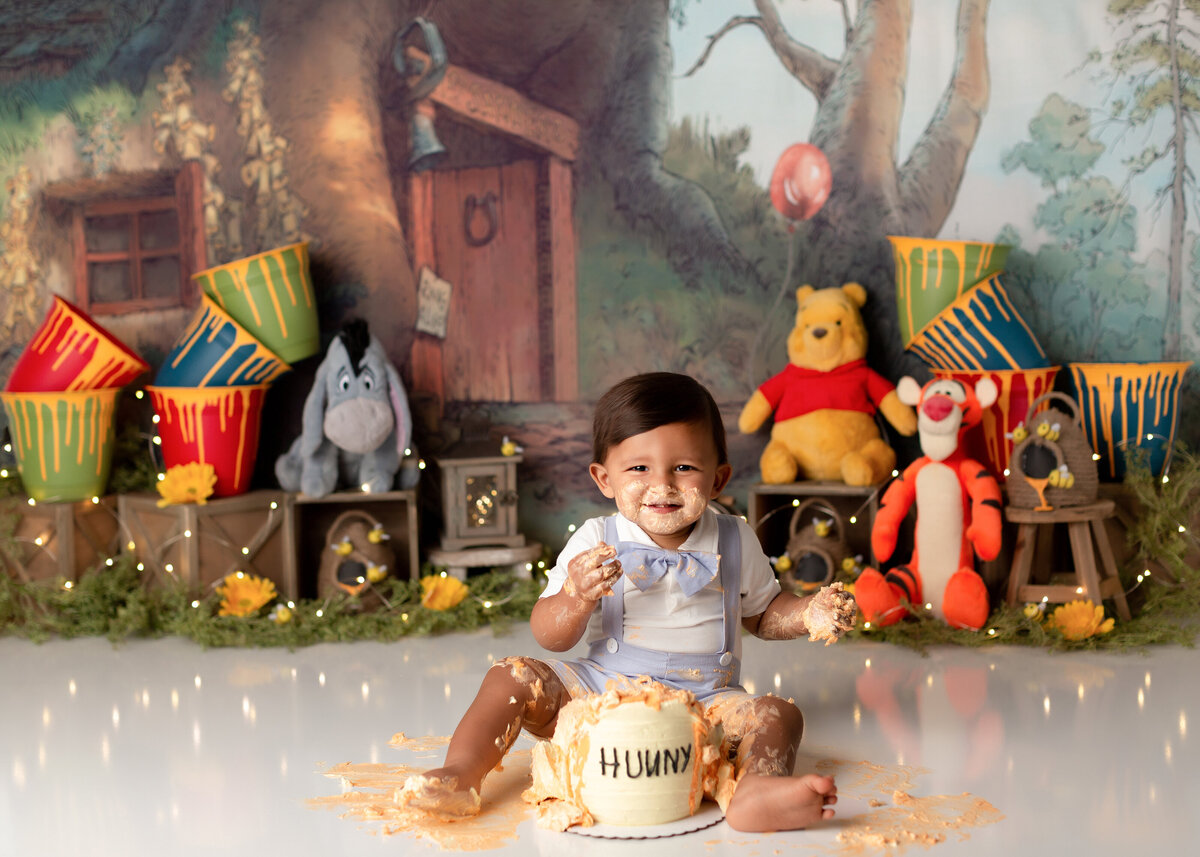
[432,160,540,402]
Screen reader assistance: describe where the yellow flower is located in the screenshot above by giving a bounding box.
[1045,599,1114,640]
[156,462,217,508]
[217,572,277,617]
[269,604,293,624]
[420,574,469,610]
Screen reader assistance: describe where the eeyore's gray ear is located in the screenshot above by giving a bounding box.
[383,354,413,459]
[299,342,339,457]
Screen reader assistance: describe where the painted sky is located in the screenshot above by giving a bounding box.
[669,0,1173,256]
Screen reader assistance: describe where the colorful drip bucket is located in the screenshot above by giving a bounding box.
[931,367,1060,482]
[0,388,119,502]
[888,236,1011,348]
[1066,362,1192,481]
[192,242,318,365]
[5,296,148,392]
[148,385,269,497]
[156,295,289,388]
[907,274,1049,371]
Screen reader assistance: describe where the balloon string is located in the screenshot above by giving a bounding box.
[747,224,799,395]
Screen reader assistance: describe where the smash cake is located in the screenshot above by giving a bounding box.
[523,680,735,831]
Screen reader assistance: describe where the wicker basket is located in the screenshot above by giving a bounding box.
[317,509,396,608]
[1008,392,1098,509]
[780,499,849,592]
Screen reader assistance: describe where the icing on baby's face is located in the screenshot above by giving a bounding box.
[613,480,707,539]
[590,420,731,551]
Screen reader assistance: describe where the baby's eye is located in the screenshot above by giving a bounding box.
[675,464,697,472]
[628,465,648,472]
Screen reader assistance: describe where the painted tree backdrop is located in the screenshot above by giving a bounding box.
[0,0,1195,547]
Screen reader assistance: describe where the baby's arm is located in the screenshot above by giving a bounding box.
[745,583,857,645]
[530,543,622,651]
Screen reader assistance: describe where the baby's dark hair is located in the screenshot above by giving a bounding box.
[592,372,728,465]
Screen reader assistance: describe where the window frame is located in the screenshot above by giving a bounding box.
[69,162,206,316]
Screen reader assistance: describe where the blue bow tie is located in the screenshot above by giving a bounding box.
[615,543,721,598]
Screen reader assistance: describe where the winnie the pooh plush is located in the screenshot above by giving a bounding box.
[739,283,918,486]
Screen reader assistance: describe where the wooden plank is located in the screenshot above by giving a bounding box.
[544,156,578,401]
[1004,500,1115,524]
[72,207,90,307]
[1017,583,1086,603]
[1005,523,1037,607]
[407,170,444,406]
[175,160,206,305]
[1090,517,1131,620]
[406,48,579,162]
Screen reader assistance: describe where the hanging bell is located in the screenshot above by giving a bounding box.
[408,101,446,173]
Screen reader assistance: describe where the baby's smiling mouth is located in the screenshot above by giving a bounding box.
[643,498,682,513]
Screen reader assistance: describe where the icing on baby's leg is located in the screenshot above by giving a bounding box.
[409,657,568,819]
[708,694,836,831]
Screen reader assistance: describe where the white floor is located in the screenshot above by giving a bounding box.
[1,626,1197,856]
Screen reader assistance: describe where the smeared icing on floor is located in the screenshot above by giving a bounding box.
[311,739,1002,853]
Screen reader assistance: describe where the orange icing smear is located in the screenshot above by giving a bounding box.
[311,747,534,851]
[806,758,1003,856]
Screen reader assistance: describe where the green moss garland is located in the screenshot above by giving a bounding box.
[1,452,1198,652]
[0,553,545,648]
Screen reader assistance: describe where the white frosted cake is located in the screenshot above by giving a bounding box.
[523,681,735,831]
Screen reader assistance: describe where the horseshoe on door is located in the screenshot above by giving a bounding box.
[463,192,499,247]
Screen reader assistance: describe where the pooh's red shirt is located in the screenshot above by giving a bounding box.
[758,359,895,421]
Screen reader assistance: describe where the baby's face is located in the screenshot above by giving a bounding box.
[590,421,731,550]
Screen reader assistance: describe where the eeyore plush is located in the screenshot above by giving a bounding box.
[276,319,418,497]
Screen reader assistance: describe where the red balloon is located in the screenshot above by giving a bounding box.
[769,143,832,221]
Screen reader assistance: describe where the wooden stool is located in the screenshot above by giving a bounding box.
[1004,500,1131,620]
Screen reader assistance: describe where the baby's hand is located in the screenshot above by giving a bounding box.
[802,582,857,646]
[564,543,622,602]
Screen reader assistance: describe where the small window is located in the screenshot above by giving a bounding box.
[70,163,205,315]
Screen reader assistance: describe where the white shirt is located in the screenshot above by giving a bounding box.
[540,509,781,655]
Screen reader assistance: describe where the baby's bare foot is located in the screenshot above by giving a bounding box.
[393,772,481,821]
[724,773,837,832]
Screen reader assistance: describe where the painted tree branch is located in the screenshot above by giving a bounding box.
[683,1,838,101]
[897,0,991,235]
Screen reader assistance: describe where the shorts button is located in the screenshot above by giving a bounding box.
[719,652,732,666]
[606,638,619,654]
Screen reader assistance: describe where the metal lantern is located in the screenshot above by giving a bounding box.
[435,443,525,551]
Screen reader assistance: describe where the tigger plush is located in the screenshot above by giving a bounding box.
[854,376,1003,630]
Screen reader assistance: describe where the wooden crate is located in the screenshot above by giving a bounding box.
[118,490,297,599]
[0,495,121,584]
[291,489,420,598]
[748,481,881,567]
